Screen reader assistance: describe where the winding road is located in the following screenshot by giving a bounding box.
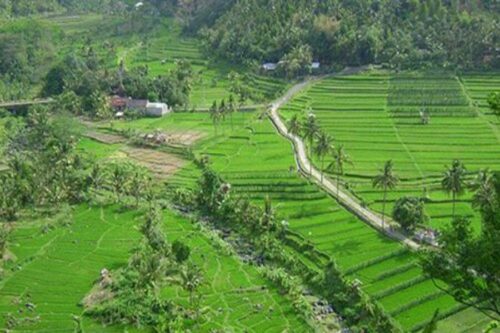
[267,68,421,250]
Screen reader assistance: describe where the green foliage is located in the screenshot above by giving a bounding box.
[392,197,428,232]
[421,199,500,321]
[1,107,86,213]
[487,92,500,117]
[172,240,191,263]
[199,0,499,70]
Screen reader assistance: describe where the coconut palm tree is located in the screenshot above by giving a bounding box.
[327,145,353,198]
[471,170,497,213]
[180,263,203,312]
[209,101,221,135]
[228,94,236,130]
[314,132,334,183]
[303,113,319,159]
[372,160,399,228]
[442,160,467,219]
[287,114,302,137]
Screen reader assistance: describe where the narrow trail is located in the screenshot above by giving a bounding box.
[267,68,421,250]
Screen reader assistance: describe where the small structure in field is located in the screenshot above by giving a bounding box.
[262,63,278,71]
[146,102,171,117]
[311,62,321,70]
[110,96,171,118]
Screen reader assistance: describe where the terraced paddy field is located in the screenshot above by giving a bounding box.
[280,72,500,232]
[0,205,308,332]
[105,109,489,332]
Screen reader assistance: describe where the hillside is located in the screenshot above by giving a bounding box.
[198,0,499,70]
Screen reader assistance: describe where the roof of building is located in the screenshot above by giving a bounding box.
[262,63,278,70]
[311,62,321,69]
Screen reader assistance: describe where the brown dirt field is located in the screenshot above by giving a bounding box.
[143,130,205,147]
[85,131,127,144]
[122,147,185,179]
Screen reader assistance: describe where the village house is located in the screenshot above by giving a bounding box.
[110,96,172,118]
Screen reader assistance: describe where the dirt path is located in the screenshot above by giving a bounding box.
[267,67,421,250]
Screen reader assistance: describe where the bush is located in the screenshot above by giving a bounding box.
[172,240,191,263]
[392,196,428,232]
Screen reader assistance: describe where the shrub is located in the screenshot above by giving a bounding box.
[392,196,428,232]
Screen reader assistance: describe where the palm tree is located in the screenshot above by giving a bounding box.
[180,263,203,311]
[442,160,467,219]
[287,114,302,137]
[209,101,220,135]
[219,99,227,133]
[303,113,319,158]
[372,160,399,228]
[314,132,333,183]
[471,170,497,213]
[303,114,319,174]
[327,145,353,198]
[111,164,128,204]
[228,94,236,130]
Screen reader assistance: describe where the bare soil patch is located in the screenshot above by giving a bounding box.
[141,130,205,147]
[122,147,185,179]
[85,131,127,144]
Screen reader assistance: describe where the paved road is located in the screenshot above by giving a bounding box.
[268,69,421,250]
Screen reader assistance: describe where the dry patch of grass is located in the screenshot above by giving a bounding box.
[122,147,185,179]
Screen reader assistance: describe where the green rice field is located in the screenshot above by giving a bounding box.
[280,72,500,232]
[107,107,492,332]
[0,205,308,332]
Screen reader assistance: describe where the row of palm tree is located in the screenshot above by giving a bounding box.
[372,159,496,229]
[209,94,237,134]
[287,113,353,191]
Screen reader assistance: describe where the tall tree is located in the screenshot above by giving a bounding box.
[327,144,352,198]
[471,170,497,214]
[372,160,399,228]
[442,160,467,219]
[303,113,319,173]
[314,132,333,183]
[287,114,302,137]
[209,100,221,135]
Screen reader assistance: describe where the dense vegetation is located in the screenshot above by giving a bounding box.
[199,0,499,71]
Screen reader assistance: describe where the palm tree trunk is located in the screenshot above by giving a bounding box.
[452,191,456,219]
[321,156,325,183]
[337,173,340,198]
[382,187,387,228]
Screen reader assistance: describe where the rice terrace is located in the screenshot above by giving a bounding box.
[0,1,498,333]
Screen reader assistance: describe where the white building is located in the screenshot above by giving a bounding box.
[145,102,171,117]
[262,63,278,71]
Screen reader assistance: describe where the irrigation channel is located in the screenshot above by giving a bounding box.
[268,68,421,250]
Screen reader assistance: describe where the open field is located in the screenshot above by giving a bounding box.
[109,109,488,332]
[280,72,500,232]
[0,206,308,332]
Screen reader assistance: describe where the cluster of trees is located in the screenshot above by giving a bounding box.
[287,113,352,187]
[43,51,194,119]
[0,19,58,101]
[198,0,499,71]
[421,171,499,321]
[86,205,203,331]
[0,107,86,221]
[209,95,238,134]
